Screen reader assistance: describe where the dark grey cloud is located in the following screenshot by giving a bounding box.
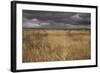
[23,10,91,29]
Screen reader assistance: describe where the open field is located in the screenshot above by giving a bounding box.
[22,29,91,63]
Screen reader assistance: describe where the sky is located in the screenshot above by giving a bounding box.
[22,10,91,29]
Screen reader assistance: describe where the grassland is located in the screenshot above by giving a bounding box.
[22,29,91,63]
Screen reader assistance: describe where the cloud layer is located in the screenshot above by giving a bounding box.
[23,10,91,29]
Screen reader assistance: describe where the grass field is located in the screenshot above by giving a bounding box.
[22,29,91,63]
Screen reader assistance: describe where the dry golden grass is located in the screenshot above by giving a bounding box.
[22,29,91,63]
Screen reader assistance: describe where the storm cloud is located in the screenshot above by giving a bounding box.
[22,10,91,29]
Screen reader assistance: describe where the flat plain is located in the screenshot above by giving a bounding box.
[22,29,91,63]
